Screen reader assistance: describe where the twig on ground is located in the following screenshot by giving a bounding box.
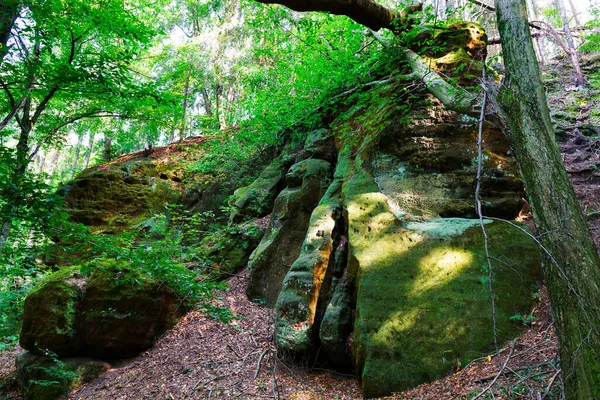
[255,348,269,379]
[472,340,518,400]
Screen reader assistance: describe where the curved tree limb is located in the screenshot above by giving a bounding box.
[254,0,421,31]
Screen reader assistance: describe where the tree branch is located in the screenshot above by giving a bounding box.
[254,0,422,31]
[28,111,122,159]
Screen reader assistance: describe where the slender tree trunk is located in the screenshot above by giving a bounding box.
[180,68,191,142]
[494,1,600,398]
[48,148,60,177]
[555,0,585,87]
[567,0,581,28]
[103,137,112,162]
[82,130,95,170]
[36,150,46,174]
[69,133,84,179]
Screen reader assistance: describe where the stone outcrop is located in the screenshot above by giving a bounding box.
[246,158,333,305]
[59,158,183,234]
[197,223,265,281]
[268,88,541,397]
[228,144,297,224]
[20,260,183,359]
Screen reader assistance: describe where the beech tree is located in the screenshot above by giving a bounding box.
[252,0,600,398]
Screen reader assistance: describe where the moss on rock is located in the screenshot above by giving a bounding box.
[274,178,342,354]
[20,261,185,359]
[197,224,264,280]
[20,267,84,356]
[229,145,296,224]
[80,261,182,358]
[246,158,333,305]
[16,351,109,400]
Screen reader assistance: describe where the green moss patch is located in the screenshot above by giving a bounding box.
[352,221,540,397]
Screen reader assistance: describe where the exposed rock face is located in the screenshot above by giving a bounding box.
[60,159,183,233]
[20,261,183,359]
[372,120,523,220]
[274,179,342,354]
[229,145,297,224]
[16,352,109,400]
[267,89,541,397]
[246,158,333,305]
[197,223,265,281]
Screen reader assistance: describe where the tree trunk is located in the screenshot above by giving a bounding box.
[36,150,46,174]
[493,1,600,398]
[567,0,581,28]
[202,88,213,117]
[69,132,84,179]
[555,0,585,87]
[82,130,95,170]
[103,136,112,162]
[0,0,18,64]
[0,119,32,249]
[48,148,60,177]
[255,0,421,31]
[180,68,191,142]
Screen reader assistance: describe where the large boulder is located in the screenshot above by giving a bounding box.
[59,159,183,234]
[16,351,109,400]
[20,261,183,359]
[335,94,540,397]
[246,158,333,305]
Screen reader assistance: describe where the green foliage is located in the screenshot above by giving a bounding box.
[581,9,600,53]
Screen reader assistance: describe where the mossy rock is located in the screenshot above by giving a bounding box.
[197,224,264,280]
[20,267,84,356]
[60,159,183,234]
[407,22,487,61]
[319,275,354,368]
[371,120,523,220]
[344,174,541,396]
[274,181,342,354]
[20,261,184,359]
[80,263,182,358]
[295,128,337,163]
[246,158,333,306]
[329,86,539,397]
[15,351,109,400]
[229,145,296,224]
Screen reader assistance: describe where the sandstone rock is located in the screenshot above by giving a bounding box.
[274,179,342,354]
[332,96,541,397]
[80,262,182,358]
[246,158,332,305]
[16,351,109,400]
[59,160,182,234]
[319,273,353,368]
[295,128,336,163]
[229,145,296,224]
[20,260,183,359]
[20,267,84,356]
[197,223,264,280]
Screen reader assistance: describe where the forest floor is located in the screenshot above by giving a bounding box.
[2,56,600,399]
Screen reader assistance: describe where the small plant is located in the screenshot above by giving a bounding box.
[509,313,536,325]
